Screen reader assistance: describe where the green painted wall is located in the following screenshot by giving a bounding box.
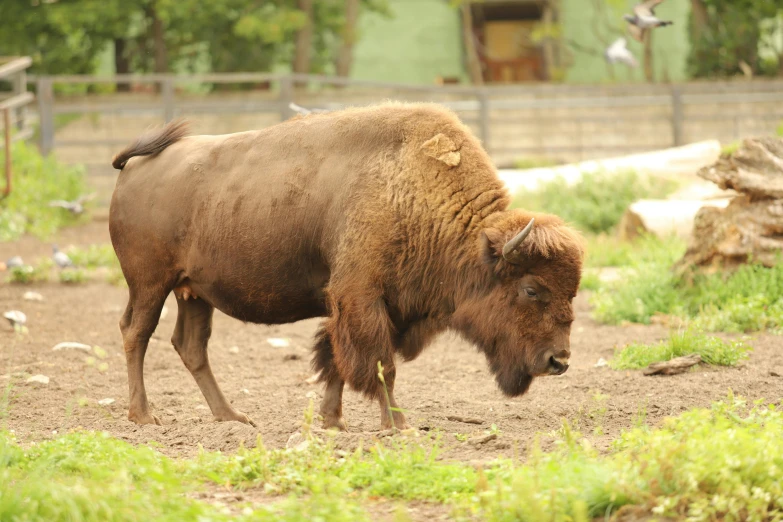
[351,0,468,85]
[561,0,691,83]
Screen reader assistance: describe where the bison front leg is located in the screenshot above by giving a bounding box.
[327,296,410,432]
[171,297,256,426]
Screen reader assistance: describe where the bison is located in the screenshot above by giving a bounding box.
[109,102,584,430]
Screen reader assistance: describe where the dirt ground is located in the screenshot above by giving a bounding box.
[1,222,782,463]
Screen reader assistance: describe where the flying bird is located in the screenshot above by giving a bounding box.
[605,38,638,68]
[52,245,73,269]
[623,0,673,42]
[49,193,96,216]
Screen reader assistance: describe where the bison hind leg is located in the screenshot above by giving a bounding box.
[171,297,256,426]
[311,326,348,431]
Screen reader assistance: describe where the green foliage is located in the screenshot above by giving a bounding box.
[0,0,391,77]
[2,395,783,521]
[591,242,783,332]
[0,141,87,242]
[65,244,119,270]
[609,328,751,370]
[59,268,87,284]
[578,270,601,292]
[688,0,782,79]
[511,170,678,234]
[513,157,560,170]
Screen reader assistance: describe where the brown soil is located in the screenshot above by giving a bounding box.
[1,222,782,465]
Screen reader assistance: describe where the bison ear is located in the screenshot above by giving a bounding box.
[421,133,461,167]
[480,228,505,266]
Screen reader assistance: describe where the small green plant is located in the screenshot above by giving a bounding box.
[721,140,741,156]
[7,259,52,284]
[610,328,751,370]
[59,268,87,284]
[0,141,88,241]
[65,244,119,269]
[511,169,678,234]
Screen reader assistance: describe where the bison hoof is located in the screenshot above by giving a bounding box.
[128,410,161,426]
[322,416,348,432]
[214,410,257,427]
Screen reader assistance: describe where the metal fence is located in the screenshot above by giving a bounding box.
[23,72,783,167]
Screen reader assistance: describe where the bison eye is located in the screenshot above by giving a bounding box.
[523,287,538,298]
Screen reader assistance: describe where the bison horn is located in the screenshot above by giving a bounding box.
[502,218,535,264]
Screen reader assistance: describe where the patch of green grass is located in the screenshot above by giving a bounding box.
[592,245,783,332]
[721,140,741,157]
[0,141,88,241]
[513,157,560,170]
[511,169,678,234]
[7,258,53,284]
[2,395,783,521]
[609,328,751,370]
[65,244,119,270]
[59,268,87,284]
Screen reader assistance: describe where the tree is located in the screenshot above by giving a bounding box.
[688,0,782,78]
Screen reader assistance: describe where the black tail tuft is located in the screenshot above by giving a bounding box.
[111,118,190,170]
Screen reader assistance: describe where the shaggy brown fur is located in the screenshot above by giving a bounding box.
[109,102,584,430]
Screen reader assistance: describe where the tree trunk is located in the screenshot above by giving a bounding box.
[147,3,168,74]
[460,4,483,85]
[643,30,654,82]
[335,0,359,77]
[114,39,130,92]
[293,0,314,85]
[690,0,709,42]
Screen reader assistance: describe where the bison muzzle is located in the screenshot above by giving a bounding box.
[109,102,584,430]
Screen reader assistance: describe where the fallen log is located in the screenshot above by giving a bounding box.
[675,137,783,275]
[643,353,702,376]
[619,199,730,240]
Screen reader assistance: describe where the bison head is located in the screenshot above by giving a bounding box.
[451,211,584,397]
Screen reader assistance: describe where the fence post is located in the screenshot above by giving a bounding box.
[670,86,683,147]
[161,77,175,123]
[477,89,490,152]
[14,69,26,132]
[37,77,54,156]
[279,76,294,121]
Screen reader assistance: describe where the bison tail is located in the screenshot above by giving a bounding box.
[111,118,191,170]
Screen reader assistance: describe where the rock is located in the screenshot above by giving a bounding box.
[52,342,92,352]
[23,291,44,302]
[98,398,115,406]
[286,432,310,451]
[769,368,782,377]
[26,374,49,385]
[283,353,301,361]
[4,310,26,328]
[228,346,240,354]
[305,372,320,384]
[266,337,290,348]
[620,198,731,240]
[594,357,609,368]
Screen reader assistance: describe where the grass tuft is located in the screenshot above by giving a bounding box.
[511,169,678,234]
[609,328,751,370]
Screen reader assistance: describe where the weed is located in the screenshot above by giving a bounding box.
[59,268,87,284]
[0,141,87,241]
[65,244,119,269]
[578,270,601,292]
[610,328,751,370]
[7,259,52,284]
[511,169,678,234]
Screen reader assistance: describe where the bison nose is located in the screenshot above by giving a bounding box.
[548,355,569,375]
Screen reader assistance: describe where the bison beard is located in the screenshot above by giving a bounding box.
[109,102,584,431]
